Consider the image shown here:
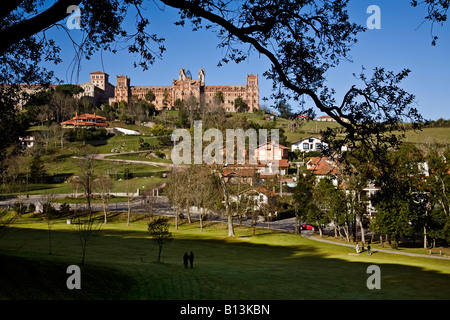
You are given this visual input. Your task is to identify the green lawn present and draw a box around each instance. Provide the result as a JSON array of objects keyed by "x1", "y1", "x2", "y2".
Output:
[{"x1": 1, "y1": 214, "x2": 449, "y2": 300}]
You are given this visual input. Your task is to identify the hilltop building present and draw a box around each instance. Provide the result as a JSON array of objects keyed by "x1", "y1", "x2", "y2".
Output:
[
  {"x1": 110, "y1": 68, "x2": 259, "y2": 112},
  {"x1": 60, "y1": 112, "x2": 108, "y2": 128}
]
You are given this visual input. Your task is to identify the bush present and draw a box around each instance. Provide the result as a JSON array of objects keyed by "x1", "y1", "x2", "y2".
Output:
[
  {"x1": 59, "y1": 202, "x2": 71, "y2": 216},
  {"x1": 154, "y1": 150, "x2": 165, "y2": 159},
  {"x1": 28, "y1": 203, "x2": 35, "y2": 213},
  {"x1": 13, "y1": 202, "x2": 27, "y2": 216},
  {"x1": 67, "y1": 128, "x2": 109, "y2": 142}
]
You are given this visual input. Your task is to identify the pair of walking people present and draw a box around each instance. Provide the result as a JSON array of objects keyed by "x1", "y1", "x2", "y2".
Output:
[{"x1": 183, "y1": 251, "x2": 194, "y2": 268}]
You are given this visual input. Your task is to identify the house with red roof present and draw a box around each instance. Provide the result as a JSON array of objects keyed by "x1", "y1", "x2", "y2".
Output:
[
  {"x1": 60, "y1": 112, "x2": 108, "y2": 128},
  {"x1": 306, "y1": 157, "x2": 340, "y2": 186}
]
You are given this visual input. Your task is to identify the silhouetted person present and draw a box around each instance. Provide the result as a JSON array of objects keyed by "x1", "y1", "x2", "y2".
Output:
[
  {"x1": 189, "y1": 251, "x2": 194, "y2": 268},
  {"x1": 183, "y1": 252, "x2": 189, "y2": 268}
]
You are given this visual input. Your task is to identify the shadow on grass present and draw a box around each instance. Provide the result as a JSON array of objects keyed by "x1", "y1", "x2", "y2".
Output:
[{"x1": 1, "y1": 225, "x2": 449, "y2": 300}]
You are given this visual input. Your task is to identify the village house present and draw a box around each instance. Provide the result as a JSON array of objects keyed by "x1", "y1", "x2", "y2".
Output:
[
  {"x1": 60, "y1": 112, "x2": 108, "y2": 128},
  {"x1": 253, "y1": 141, "x2": 290, "y2": 176},
  {"x1": 306, "y1": 157, "x2": 340, "y2": 186},
  {"x1": 316, "y1": 115, "x2": 350, "y2": 123},
  {"x1": 291, "y1": 136, "x2": 327, "y2": 153},
  {"x1": 18, "y1": 136, "x2": 35, "y2": 148},
  {"x1": 230, "y1": 186, "x2": 278, "y2": 212}
]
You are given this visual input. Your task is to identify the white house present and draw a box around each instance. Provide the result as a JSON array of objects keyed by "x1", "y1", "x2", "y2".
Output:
[
  {"x1": 19, "y1": 136, "x2": 35, "y2": 148},
  {"x1": 230, "y1": 187, "x2": 277, "y2": 211},
  {"x1": 291, "y1": 136, "x2": 327, "y2": 153}
]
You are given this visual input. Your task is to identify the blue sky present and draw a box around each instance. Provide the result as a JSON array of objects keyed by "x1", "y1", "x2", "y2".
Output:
[{"x1": 45, "y1": 1, "x2": 449, "y2": 120}]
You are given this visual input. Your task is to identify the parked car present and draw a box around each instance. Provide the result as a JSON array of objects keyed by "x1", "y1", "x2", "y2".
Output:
[{"x1": 298, "y1": 224, "x2": 317, "y2": 231}]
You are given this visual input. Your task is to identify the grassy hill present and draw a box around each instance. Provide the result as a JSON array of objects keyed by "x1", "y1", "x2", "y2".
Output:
[{"x1": 1, "y1": 214, "x2": 449, "y2": 300}]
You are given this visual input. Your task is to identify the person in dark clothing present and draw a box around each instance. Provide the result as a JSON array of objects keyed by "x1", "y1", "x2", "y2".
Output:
[
  {"x1": 183, "y1": 252, "x2": 189, "y2": 268},
  {"x1": 189, "y1": 251, "x2": 194, "y2": 268}
]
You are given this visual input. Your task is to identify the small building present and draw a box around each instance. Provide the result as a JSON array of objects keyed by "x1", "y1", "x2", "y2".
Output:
[
  {"x1": 254, "y1": 141, "x2": 289, "y2": 163},
  {"x1": 316, "y1": 115, "x2": 350, "y2": 123},
  {"x1": 231, "y1": 186, "x2": 277, "y2": 211},
  {"x1": 306, "y1": 157, "x2": 340, "y2": 186},
  {"x1": 291, "y1": 136, "x2": 327, "y2": 153},
  {"x1": 19, "y1": 136, "x2": 35, "y2": 148},
  {"x1": 60, "y1": 112, "x2": 108, "y2": 128},
  {"x1": 296, "y1": 114, "x2": 309, "y2": 121},
  {"x1": 253, "y1": 141, "x2": 290, "y2": 176}
]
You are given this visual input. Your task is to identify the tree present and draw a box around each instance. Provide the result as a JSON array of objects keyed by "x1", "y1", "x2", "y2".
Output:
[
  {"x1": 29, "y1": 154, "x2": 47, "y2": 183},
  {"x1": 189, "y1": 165, "x2": 220, "y2": 231},
  {"x1": 274, "y1": 100, "x2": 292, "y2": 119},
  {"x1": 371, "y1": 144, "x2": 425, "y2": 248},
  {"x1": 75, "y1": 147, "x2": 97, "y2": 217},
  {"x1": 1, "y1": 1, "x2": 445, "y2": 175},
  {"x1": 50, "y1": 90, "x2": 77, "y2": 123},
  {"x1": 74, "y1": 215, "x2": 102, "y2": 265},
  {"x1": 424, "y1": 146, "x2": 450, "y2": 246},
  {"x1": 165, "y1": 168, "x2": 188, "y2": 230},
  {"x1": 40, "y1": 194, "x2": 58, "y2": 255},
  {"x1": 234, "y1": 96, "x2": 249, "y2": 113},
  {"x1": 93, "y1": 174, "x2": 113, "y2": 224},
  {"x1": 184, "y1": 95, "x2": 199, "y2": 128},
  {"x1": 214, "y1": 91, "x2": 225, "y2": 105},
  {"x1": 147, "y1": 216, "x2": 173, "y2": 263},
  {"x1": 145, "y1": 89, "x2": 156, "y2": 103},
  {"x1": 176, "y1": 99, "x2": 189, "y2": 128},
  {"x1": 141, "y1": 188, "x2": 158, "y2": 222},
  {"x1": 215, "y1": 165, "x2": 236, "y2": 237}
]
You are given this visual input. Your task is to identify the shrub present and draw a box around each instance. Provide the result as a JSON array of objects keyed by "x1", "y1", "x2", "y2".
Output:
[
  {"x1": 28, "y1": 203, "x2": 35, "y2": 213},
  {"x1": 13, "y1": 202, "x2": 27, "y2": 216},
  {"x1": 59, "y1": 203, "x2": 71, "y2": 216}
]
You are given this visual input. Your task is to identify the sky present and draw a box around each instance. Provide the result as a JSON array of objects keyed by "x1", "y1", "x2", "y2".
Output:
[{"x1": 43, "y1": 0, "x2": 450, "y2": 121}]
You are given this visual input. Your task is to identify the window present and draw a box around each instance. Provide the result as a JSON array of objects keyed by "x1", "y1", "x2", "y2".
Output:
[{"x1": 303, "y1": 143, "x2": 309, "y2": 150}]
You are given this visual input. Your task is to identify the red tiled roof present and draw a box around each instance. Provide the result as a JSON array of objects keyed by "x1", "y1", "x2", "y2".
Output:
[
  {"x1": 60, "y1": 113, "x2": 108, "y2": 127},
  {"x1": 223, "y1": 168, "x2": 256, "y2": 177},
  {"x1": 307, "y1": 157, "x2": 339, "y2": 175}
]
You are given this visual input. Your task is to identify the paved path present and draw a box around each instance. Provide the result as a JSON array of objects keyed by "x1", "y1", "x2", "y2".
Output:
[
  {"x1": 92, "y1": 153, "x2": 180, "y2": 169},
  {"x1": 1, "y1": 194, "x2": 448, "y2": 260}
]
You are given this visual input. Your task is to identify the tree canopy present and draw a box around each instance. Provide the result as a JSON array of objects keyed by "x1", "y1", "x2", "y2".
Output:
[{"x1": 0, "y1": 0, "x2": 448, "y2": 172}]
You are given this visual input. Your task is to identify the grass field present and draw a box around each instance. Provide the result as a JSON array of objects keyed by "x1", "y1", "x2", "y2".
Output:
[{"x1": 1, "y1": 214, "x2": 449, "y2": 300}]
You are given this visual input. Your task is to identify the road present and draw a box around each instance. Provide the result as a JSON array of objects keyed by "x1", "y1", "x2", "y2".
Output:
[
  {"x1": 1, "y1": 194, "x2": 448, "y2": 260},
  {"x1": 93, "y1": 153, "x2": 181, "y2": 169}
]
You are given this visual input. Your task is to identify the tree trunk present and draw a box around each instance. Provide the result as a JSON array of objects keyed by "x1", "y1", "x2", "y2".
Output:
[
  {"x1": 217, "y1": 168, "x2": 235, "y2": 237},
  {"x1": 158, "y1": 245, "x2": 162, "y2": 263},
  {"x1": 187, "y1": 205, "x2": 192, "y2": 223},
  {"x1": 175, "y1": 207, "x2": 178, "y2": 230},
  {"x1": 199, "y1": 207, "x2": 203, "y2": 231},
  {"x1": 127, "y1": 197, "x2": 131, "y2": 226},
  {"x1": 424, "y1": 226, "x2": 428, "y2": 249},
  {"x1": 103, "y1": 197, "x2": 108, "y2": 224},
  {"x1": 359, "y1": 215, "x2": 365, "y2": 245}
]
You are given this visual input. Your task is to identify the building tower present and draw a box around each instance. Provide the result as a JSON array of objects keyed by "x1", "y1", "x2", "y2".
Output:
[
  {"x1": 246, "y1": 74, "x2": 259, "y2": 112},
  {"x1": 115, "y1": 75, "x2": 131, "y2": 104}
]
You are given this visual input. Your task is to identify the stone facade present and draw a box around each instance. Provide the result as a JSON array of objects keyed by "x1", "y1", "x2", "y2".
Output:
[{"x1": 112, "y1": 68, "x2": 259, "y2": 112}]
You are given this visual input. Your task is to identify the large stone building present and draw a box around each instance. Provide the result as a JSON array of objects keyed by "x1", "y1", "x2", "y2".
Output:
[
  {"x1": 75, "y1": 71, "x2": 116, "y2": 106},
  {"x1": 111, "y1": 68, "x2": 259, "y2": 112},
  {"x1": 72, "y1": 68, "x2": 259, "y2": 112}
]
